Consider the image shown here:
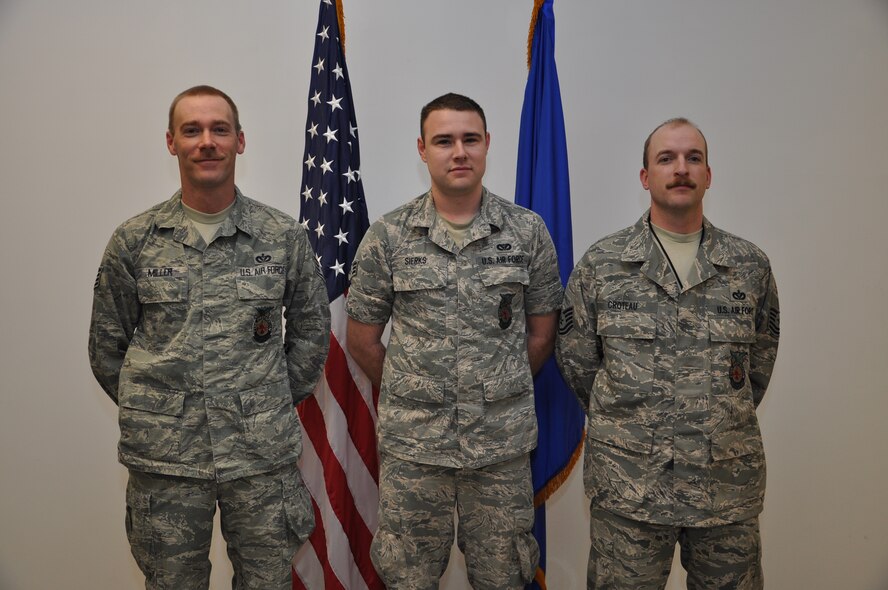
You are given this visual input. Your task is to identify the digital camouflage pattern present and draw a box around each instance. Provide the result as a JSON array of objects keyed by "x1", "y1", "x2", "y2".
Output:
[
  {"x1": 556, "y1": 213, "x2": 780, "y2": 527},
  {"x1": 371, "y1": 453, "x2": 538, "y2": 590},
  {"x1": 126, "y1": 464, "x2": 314, "y2": 590},
  {"x1": 89, "y1": 189, "x2": 330, "y2": 482},
  {"x1": 346, "y1": 188, "x2": 562, "y2": 468},
  {"x1": 588, "y1": 505, "x2": 762, "y2": 589}
]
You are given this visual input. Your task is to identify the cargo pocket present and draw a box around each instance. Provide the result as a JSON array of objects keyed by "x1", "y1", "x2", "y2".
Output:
[
  {"x1": 481, "y1": 370, "x2": 535, "y2": 442},
  {"x1": 595, "y1": 311, "x2": 655, "y2": 409},
  {"x1": 118, "y1": 386, "x2": 185, "y2": 463},
  {"x1": 380, "y1": 369, "x2": 449, "y2": 442},
  {"x1": 586, "y1": 422, "x2": 655, "y2": 506},
  {"x1": 283, "y1": 474, "x2": 315, "y2": 553},
  {"x1": 709, "y1": 427, "x2": 766, "y2": 512},
  {"x1": 239, "y1": 380, "x2": 297, "y2": 451}
]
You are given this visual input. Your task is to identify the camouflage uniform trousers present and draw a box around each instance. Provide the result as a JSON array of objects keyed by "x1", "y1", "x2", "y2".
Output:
[
  {"x1": 371, "y1": 452, "x2": 539, "y2": 590},
  {"x1": 125, "y1": 463, "x2": 314, "y2": 590},
  {"x1": 588, "y1": 505, "x2": 763, "y2": 590}
]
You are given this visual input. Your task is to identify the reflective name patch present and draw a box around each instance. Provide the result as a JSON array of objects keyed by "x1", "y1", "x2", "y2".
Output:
[
  {"x1": 239, "y1": 265, "x2": 286, "y2": 277},
  {"x1": 141, "y1": 266, "x2": 185, "y2": 278}
]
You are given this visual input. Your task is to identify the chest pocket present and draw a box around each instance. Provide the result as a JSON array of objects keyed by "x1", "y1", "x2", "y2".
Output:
[
  {"x1": 709, "y1": 316, "x2": 755, "y2": 396},
  {"x1": 595, "y1": 310, "x2": 656, "y2": 405},
  {"x1": 236, "y1": 274, "x2": 286, "y2": 300},
  {"x1": 136, "y1": 268, "x2": 187, "y2": 304},
  {"x1": 478, "y1": 266, "x2": 529, "y2": 289},
  {"x1": 479, "y1": 266, "x2": 529, "y2": 330},
  {"x1": 392, "y1": 264, "x2": 447, "y2": 292},
  {"x1": 236, "y1": 259, "x2": 287, "y2": 300}
]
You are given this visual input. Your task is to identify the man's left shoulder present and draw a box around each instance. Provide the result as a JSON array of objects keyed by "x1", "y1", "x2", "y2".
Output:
[
  {"x1": 487, "y1": 191, "x2": 546, "y2": 230},
  {"x1": 239, "y1": 193, "x2": 301, "y2": 237},
  {"x1": 710, "y1": 223, "x2": 772, "y2": 268}
]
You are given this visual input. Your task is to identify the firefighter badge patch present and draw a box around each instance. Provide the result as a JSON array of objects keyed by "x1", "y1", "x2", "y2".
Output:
[
  {"x1": 730, "y1": 350, "x2": 748, "y2": 390},
  {"x1": 253, "y1": 307, "x2": 274, "y2": 343},
  {"x1": 498, "y1": 293, "x2": 514, "y2": 329}
]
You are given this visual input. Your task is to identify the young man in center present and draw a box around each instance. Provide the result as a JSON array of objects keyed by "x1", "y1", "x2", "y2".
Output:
[{"x1": 346, "y1": 93, "x2": 562, "y2": 589}]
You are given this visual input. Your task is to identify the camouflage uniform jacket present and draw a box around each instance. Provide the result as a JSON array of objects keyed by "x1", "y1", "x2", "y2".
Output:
[
  {"x1": 347, "y1": 188, "x2": 562, "y2": 469},
  {"x1": 89, "y1": 189, "x2": 330, "y2": 482},
  {"x1": 556, "y1": 212, "x2": 780, "y2": 527}
]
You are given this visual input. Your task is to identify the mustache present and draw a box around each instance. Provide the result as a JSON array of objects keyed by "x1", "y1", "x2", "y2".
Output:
[{"x1": 667, "y1": 179, "x2": 697, "y2": 189}]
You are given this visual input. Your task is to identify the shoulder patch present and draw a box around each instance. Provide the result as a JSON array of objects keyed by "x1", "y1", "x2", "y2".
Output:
[
  {"x1": 558, "y1": 307, "x2": 574, "y2": 335},
  {"x1": 768, "y1": 308, "x2": 780, "y2": 338}
]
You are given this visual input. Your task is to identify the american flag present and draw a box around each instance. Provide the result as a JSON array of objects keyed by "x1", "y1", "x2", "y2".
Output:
[{"x1": 292, "y1": 1, "x2": 383, "y2": 589}]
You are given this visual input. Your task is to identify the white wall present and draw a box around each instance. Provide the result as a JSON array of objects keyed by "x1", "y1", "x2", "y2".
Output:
[{"x1": 1, "y1": 0, "x2": 886, "y2": 588}]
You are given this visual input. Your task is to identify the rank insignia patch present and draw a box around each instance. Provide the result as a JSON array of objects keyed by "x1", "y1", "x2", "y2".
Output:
[
  {"x1": 730, "y1": 350, "x2": 748, "y2": 390},
  {"x1": 558, "y1": 307, "x2": 574, "y2": 335},
  {"x1": 253, "y1": 307, "x2": 274, "y2": 343},
  {"x1": 498, "y1": 293, "x2": 514, "y2": 329}
]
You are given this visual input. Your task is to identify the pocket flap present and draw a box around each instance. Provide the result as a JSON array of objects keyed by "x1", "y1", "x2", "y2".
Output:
[
  {"x1": 119, "y1": 386, "x2": 185, "y2": 417},
  {"x1": 479, "y1": 266, "x2": 530, "y2": 287},
  {"x1": 136, "y1": 270, "x2": 187, "y2": 304},
  {"x1": 392, "y1": 267, "x2": 447, "y2": 292},
  {"x1": 709, "y1": 317, "x2": 755, "y2": 344},
  {"x1": 597, "y1": 310, "x2": 656, "y2": 339},
  {"x1": 588, "y1": 422, "x2": 655, "y2": 455},
  {"x1": 386, "y1": 370, "x2": 445, "y2": 404},
  {"x1": 710, "y1": 427, "x2": 764, "y2": 461},
  {"x1": 482, "y1": 371, "x2": 531, "y2": 402},
  {"x1": 239, "y1": 380, "x2": 291, "y2": 415},
  {"x1": 235, "y1": 275, "x2": 285, "y2": 300}
]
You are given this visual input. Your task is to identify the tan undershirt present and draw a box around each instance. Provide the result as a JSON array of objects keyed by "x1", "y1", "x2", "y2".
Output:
[
  {"x1": 651, "y1": 222, "x2": 702, "y2": 290},
  {"x1": 182, "y1": 201, "x2": 234, "y2": 245},
  {"x1": 440, "y1": 215, "x2": 476, "y2": 248}
]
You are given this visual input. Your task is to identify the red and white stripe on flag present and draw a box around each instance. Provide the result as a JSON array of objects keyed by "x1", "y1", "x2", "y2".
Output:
[{"x1": 293, "y1": 296, "x2": 383, "y2": 590}]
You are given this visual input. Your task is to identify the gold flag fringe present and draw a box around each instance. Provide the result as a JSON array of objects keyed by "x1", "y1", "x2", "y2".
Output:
[
  {"x1": 533, "y1": 429, "x2": 585, "y2": 508},
  {"x1": 336, "y1": 0, "x2": 346, "y2": 54},
  {"x1": 526, "y1": 0, "x2": 545, "y2": 70}
]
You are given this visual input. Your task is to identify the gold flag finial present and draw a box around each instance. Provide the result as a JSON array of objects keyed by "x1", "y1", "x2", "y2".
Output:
[
  {"x1": 527, "y1": 0, "x2": 545, "y2": 70},
  {"x1": 336, "y1": 0, "x2": 346, "y2": 54}
]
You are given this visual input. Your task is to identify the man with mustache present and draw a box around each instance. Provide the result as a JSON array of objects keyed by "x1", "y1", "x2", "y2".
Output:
[
  {"x1": 556, "y1": 118, "x2": 780, "y2": 589},
  {"x1": 89, "y1": 85, "x2": 330, "y2": 589},
  {"x1": 346, "y1": 93, "x2": 562, "y2": 589}
]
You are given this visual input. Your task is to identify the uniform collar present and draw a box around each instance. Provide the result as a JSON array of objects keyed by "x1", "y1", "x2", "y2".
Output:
[
  {"x1": 410, "y1": 187, "x2": 503, "y2": 252},
  {"x1": 621, "y1": 210, "x2": 735, "y2": 297},
  {"x1": 155, "y1": 187, "x2": 254, "y2": 249}
]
